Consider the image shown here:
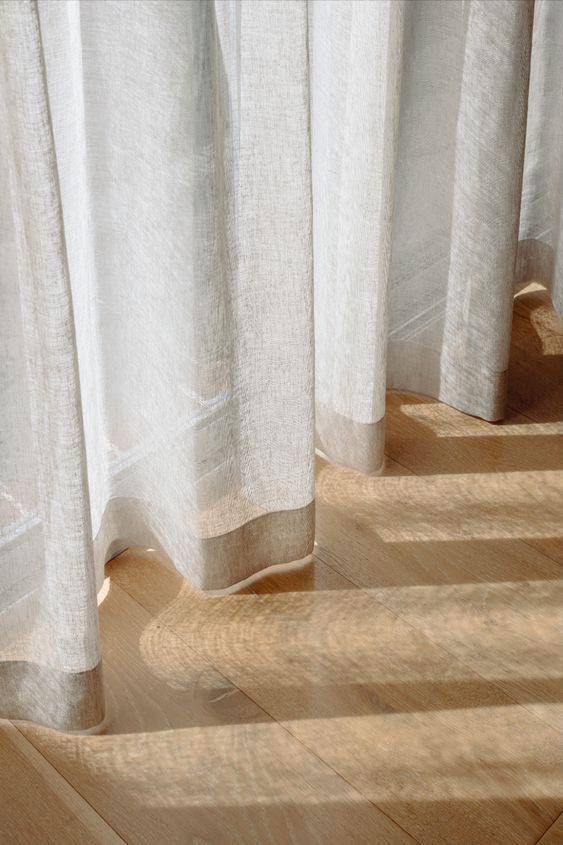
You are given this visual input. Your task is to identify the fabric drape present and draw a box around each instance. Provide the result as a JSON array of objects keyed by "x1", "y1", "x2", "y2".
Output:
[{"x1": 0, "y1": 0, "x2": 560, "y2": 731}]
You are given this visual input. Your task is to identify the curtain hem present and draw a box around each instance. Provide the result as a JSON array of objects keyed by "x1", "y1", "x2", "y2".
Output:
[
  {"x1": 0, "y1": 660, "x2": 104, "y2": 732},
  {"x1": 195, "y1": 503, "x2": 316, "y2": 590},
  {"x1": 94, "y1": 500, "x2": 316, "y2": 592},
  {"x1": 438, "y1": 358, "x2": 508, "y2": 421},
  {"x1": 316, "y1": 350, "x2": 509, "y2": 473},
  {"x1": 316, "y1": 405, "x2": 386, "y2": 474}
]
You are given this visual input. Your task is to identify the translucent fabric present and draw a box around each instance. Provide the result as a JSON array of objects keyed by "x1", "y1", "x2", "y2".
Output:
[{"x1": 0, "y1": 0, "x2": 560, "y2": 730}]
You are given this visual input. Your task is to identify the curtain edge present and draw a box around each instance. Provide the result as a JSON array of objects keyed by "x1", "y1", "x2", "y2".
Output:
[
  {"x1": 184, "y1": 502, "x2": 316, "y2": 591},
  {"x1": 316, "y1": 406, "x2": 386, "y2": 475},
  {"x1": 96, "y1": 501, "x2": 316, "y2": 593},
  {"x1": 0, "y1": 660, "x2": 104, "y2": 732}
]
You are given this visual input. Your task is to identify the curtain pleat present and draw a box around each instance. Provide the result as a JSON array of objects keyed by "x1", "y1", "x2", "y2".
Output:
[
  {"x1": 311, "y1": 0, "x2": 405, "y2": 473},
  {"x1": 0, "y1": 0, "x2": 559, "y2": 730},
  {"x1": 0, "y1": 0, "x2": 103, "y2": 729},
  {"x1": 439, "y1": 0, "x2": 534, "y2": 420}
]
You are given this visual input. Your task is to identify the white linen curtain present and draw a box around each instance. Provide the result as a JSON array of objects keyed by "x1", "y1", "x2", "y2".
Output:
[{"x1": 0, "y1": 0, "x2": 561, "y2": 731}]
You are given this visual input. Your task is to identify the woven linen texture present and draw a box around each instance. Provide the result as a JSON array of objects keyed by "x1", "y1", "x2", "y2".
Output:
[{"x1": 0, "y1": 0, "x2": 560, "y2": 730}]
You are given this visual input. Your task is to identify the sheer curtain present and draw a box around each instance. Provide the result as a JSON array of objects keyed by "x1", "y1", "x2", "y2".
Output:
[{"x1": 0, "y1": 0, "x2": 560, "y2": 731}]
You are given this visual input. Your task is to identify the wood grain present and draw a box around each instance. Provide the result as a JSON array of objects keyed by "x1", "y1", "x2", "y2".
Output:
[
  {"x1": 0, "y1": 720, "x2": 123, "y2": 844},
  {"x1": 4, "y1": 288, "x2": 562, "y2": 844},
  {"x1": 536, "y1": 813, "x2": 563, "y2": 845},
  {"x1": 99, "y1": 288, "x2": 563, "y2": 845},
  {"x1": 508, "y1": 287, "x2": 563, "y2": 424},
  {"x1": 110, "y1": 550, "x2": 563, "y2": 845},
  {"x1": 17, "y1": 579, "x2": 414, "y2": 845},
  {"x1": 313, "y1": 456, "x2": 563, "y2": 732}
]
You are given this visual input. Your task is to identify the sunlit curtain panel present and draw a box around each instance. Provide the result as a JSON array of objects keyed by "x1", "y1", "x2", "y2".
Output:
[{"x1": 0, "y1": 0, "x2": 561, "y2": 731}]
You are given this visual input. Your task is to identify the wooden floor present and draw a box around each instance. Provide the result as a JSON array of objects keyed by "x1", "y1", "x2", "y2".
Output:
[{"x1": 2, "y1": 285, "x2": 562, "y2": 845}]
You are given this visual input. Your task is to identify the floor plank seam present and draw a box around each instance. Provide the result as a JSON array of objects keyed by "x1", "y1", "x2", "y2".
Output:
[
  {"x1": 372, "y1": 441, "x2": 563, "y2": 737},
  {"x1": 314, "y1": 547, "x2": 563, "y2": 739},
  {"x1": 12, "y1": 720, "x2": 127, "y2": 844},
  {"x1": 533, "y1": 811, "x2": 563, "y2": 845},
  {"x1": 518, "y1": 536, "x2": 563, "y2": 569},
  {"x1": 114, "y1": 579, "x2": 424, "y2": 845}
]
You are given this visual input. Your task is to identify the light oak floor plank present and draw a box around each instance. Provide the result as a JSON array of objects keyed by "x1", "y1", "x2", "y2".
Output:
[
  {"x1": 18, "y1": 579, "x2": 414, "y2": 845},
  {"x1": 8, "y1": 288, "x2": 562, "y2": 845},
  {"x1": 535, "y1": 812, "x2": 563, "y2": 845},
  {"x1": 314, "y1": 454, "x2": 563, "y2": 733},
  {"x1": 508, "y1": 287, "x2": 563, "y2": 426},
  {"x1": 110, "y1": 550, "x2": 563, "y2": 845},
  {"x1": 321, "y1": 286, "x2": 563, "y2": 735},
  {"x1": 0, "y1": 720, "x2": 123, "y2": 844},
  {"x1": 107, "y1": 290, "x2": 562, "y2": 844},
  {"x1": 381, "y1": 391, "x2": 563, "y2": 570},
  {"x1": 384, "y1": 391, "x2": 563, "y2": 476}
]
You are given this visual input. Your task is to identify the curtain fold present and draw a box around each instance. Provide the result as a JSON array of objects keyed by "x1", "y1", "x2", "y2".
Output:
[
  {"x1": 0, "y1": 0, "x2": 103, "y2": 729},
  {"x1": 0, "y1": 0, "x2": 560, "y2": 730}
]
